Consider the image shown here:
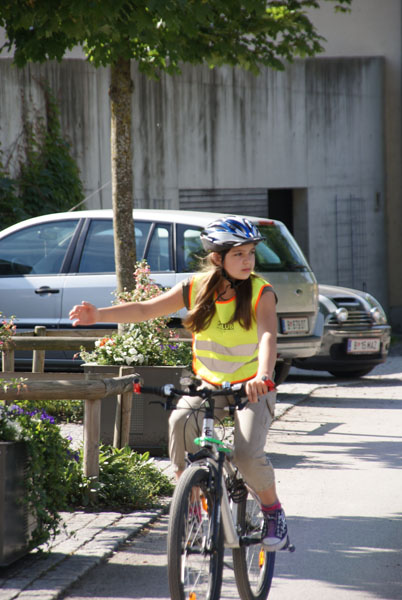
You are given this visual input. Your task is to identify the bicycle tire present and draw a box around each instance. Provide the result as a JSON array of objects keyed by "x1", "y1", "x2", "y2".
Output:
[
  {"x1": 232, "y1": 488, "x2": 276, "y2": 600},
  {"x1": 167, "y1": 464, "x2": 224, "y2": 600}
]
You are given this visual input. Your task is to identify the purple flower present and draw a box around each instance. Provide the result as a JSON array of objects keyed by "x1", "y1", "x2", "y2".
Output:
[
  {"x1": 66, "y1": 448, "x2": 80, "y2": 463},
  {"x1": 7, "y1": 405, "x2": 55, "y2": 424},
  {"x1": 40, "y1": 411, "x2": 55, "y2": 424}
]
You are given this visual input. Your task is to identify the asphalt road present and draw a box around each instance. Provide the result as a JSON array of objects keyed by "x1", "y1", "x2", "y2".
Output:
[{"x1": 61, "y1": 353, "x2": 402, "y2": 600}]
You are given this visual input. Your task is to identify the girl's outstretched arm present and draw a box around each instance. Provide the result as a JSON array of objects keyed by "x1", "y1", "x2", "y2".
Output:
[{"x1": 69, "y1": 282, "x2": 185, "y2": 326}]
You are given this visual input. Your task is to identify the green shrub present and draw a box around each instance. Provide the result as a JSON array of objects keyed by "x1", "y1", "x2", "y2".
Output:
[
  {"x1": 66, "y1": 445, "x2": 174, "y2": 510},
  {"x1": 1, "y1": 398, "x2": 173, "y2": 551},
  {"x1": 0, "y1": 402, "x2": 76, "y2": 548}
]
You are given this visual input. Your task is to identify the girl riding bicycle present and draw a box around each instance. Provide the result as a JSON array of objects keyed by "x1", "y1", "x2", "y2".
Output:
[{"x1": 69, "y1": 215, "x2": 289, "y2": 551}]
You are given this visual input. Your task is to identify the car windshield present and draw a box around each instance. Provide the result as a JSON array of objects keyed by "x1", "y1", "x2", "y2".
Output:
[
  {"x1": 177, "y1": 220, "x2": 311, "y2": 273},
  {"x1": 255, "y1": 223, "x2": 310, "y2": 272}
]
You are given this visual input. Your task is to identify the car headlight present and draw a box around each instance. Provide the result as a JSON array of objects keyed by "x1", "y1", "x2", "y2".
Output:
[
  {"x1": 364, "y1": 293, "x2": 388, "y2": 324},
  {"x1": 370, "y1": 306, "x2": 387, "y2": 325},
  {"x1": 335, "y1": 307, "x2": 348, "y2": 323}
]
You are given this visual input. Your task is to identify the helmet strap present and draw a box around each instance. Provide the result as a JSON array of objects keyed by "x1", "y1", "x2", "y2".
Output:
[{"x1": 222, "y1": 269, "x2": 246, "y2": 290}]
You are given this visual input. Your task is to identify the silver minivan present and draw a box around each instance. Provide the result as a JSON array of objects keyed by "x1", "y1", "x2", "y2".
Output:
[{"x1": 0, "y1": 209, "x2": 320, "y2": 379}]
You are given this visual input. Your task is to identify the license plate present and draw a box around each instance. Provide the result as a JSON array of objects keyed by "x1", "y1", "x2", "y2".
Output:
[
  {"x1": 347, "y1": 338, "x2": 381, "y2": 354},
  {"x1": 281, "y1": 317, "x2": 309, "y2": 334}
]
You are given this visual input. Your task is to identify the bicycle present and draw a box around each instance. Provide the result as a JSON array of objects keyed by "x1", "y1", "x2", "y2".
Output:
[{"x1": 134, "y1": 376, "x2": 295, "y2": 600}]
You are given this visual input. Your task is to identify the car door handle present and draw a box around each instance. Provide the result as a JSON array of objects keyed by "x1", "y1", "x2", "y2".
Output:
[{"x1": 35, "y1": 286, "x2": 60, "y2": 295}]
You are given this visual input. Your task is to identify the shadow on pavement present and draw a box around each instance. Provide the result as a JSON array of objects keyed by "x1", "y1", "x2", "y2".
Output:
[{"x1": 274, "y1": 513, "x2": 402, "y2": 600}]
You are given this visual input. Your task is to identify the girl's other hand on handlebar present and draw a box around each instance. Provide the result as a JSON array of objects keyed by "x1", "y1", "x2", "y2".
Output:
[
  {"x1": 69, "y1": 301, "x2": 99, "y2": 327},
  {"x1": 245, "y1": 376, "x2": 275, "y2": 403}
]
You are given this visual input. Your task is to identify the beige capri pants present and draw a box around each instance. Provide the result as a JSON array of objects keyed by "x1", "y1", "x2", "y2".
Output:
[{"x1": 168, "y1": 383, "x2": 277, "y2": 494}]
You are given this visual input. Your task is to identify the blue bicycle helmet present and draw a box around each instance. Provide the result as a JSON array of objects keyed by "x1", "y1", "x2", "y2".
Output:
[{"x1": 200, "y1": 216, "x2": 264, "y2": 252}]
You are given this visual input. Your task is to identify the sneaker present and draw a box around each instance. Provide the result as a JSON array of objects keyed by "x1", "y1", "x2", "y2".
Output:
[{"x1": 261, "y1": 507, "x2": 288, "y2": 551}]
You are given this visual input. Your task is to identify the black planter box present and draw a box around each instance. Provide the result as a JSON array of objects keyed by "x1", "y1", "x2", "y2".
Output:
[{"x1": 0, "y1": 442, "x2": 36, "y2": 566}]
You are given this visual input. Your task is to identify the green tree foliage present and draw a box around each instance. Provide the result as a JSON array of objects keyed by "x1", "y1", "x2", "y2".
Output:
[
  {"x1": 0, "y1": 85, "x2": 83, "y2": 229},
  {"x1": 0, "y1": 1, "x2": 352, "y2": 72},
  {"x1": 0, "y1": 0, "x2": 351, "y2": 288}
]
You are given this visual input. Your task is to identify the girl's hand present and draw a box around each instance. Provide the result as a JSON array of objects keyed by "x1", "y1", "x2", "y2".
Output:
[
  {"x1": 245, "y1": 376, "x2": 276, "y2": 403},
  {"x1": 69, "y1": 301, "x2": 99, "y2": 326}
]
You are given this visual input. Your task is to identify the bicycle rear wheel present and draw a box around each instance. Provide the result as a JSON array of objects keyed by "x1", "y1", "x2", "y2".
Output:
[
  {"x1": 167, "y1": 464, "x2": 224, "y2": 600},
  {"x1": 232, "y1": 488, "x2": 275, "y2": 600}
]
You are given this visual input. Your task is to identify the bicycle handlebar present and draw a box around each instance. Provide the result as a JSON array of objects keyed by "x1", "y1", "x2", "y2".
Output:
[
  {"x1": 133, "y1": 377, "x2": 275, "y2": 413},
  {"x1": 133, "y1": 379, "x2": 252, "y2": 411}
]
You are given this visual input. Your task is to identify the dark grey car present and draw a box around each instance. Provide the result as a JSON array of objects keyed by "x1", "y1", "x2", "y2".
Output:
[{"x1": 293, "y1": 284, "x2": 391, "y2": 377}]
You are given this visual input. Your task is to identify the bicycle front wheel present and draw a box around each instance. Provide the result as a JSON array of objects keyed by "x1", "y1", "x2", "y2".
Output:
[
  {"x1": 167, "y1": 464, "x2": 224, "y2": 600},
  {"x1": 232, "y1": 488, "x2": 276, "y2": 600}
]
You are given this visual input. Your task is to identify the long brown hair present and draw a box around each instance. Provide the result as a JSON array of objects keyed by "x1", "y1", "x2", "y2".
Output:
[{"x1": 183, "y1": 254, "x2": 255, "y2": 333}]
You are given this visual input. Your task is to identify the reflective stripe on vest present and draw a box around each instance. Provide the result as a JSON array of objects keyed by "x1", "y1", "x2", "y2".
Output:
[{"x1": 190, "y1": 273, "x2": 272, "y2": 385}]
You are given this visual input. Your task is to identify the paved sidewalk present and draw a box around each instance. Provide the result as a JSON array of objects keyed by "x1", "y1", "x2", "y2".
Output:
[
  {"x1": 0, "y1": 508, "x2": 170, "y2": 600},
  {"x1": 0, "y1": 382, "x2": 316, "y2": 600},
  {"x1": 2, "y1": 353, "x2": 398, "y2": 600}
]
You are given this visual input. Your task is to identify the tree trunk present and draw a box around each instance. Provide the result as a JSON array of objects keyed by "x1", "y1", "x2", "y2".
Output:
[{"x1": 109, "y1": 57, "x2": 136, "y2": 295}]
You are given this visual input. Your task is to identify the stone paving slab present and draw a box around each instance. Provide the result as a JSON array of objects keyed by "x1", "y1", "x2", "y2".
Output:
[{"x1": 0, "y1": 509, "x2": 167, "y2": 600}]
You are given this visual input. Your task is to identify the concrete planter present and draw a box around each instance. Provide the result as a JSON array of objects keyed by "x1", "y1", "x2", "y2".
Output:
[
  {"x1": 84, "y1": 364, "x2": 190, "y2": 455},
  {"x1": 0, "y1": 442, "x2": 36, "y2": 566}
]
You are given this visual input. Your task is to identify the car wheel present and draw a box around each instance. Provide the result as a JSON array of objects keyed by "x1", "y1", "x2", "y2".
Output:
[
  {"x1": 274, "y1": 361, "x2": 291, "y2": 385},
  {"x1": 328, "y1": 367, "x2": 374, "y2": 378}
]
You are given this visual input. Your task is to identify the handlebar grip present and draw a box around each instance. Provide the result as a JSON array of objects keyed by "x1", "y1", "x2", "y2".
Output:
[
  {"x1": 133, "y1": 381, "x2": 176, "y2": 398},
  {"x1": 136, "y1": 385, "x2": 162, "y2": 395}
]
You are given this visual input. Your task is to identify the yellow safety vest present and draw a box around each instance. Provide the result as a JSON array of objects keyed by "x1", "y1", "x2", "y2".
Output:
[{"x1": 189, "y1": 273, "x2": 273, "y2": 385}]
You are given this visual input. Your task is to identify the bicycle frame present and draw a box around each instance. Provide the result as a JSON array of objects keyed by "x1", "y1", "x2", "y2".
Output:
[
  {"x1": 186, "y1": 450, "x2": 240, "y2": 550},
  {"x1": 188, "y1": 394, "x2": 259, "y2": 551}
]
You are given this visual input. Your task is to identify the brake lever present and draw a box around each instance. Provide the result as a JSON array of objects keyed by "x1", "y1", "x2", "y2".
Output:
[
  {"x1": 262, "y1": 376, "x2": 276, "y2": 392},
  {"x1": 149, "y1": 397, "x2": 176, "y2": 411}
]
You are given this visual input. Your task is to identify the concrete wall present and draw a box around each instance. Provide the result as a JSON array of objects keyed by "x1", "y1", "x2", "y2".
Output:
[
  {"x1": 131, "y1": 59, "x2": 387, "y2": 309},
  {"x1": 309, "y1": 0, "x2": 402, "y2": 332},
  {"x1": 0, "y1": 59, "x2": 111, "y2": 208},
  {"x1": 0, "y1": 56, "x2": 387, "y2": 312}
]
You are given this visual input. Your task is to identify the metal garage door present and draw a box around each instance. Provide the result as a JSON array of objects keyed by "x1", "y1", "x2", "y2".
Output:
[{"x1": 179, "y1": 188, "x2": 268, "y2": 218}]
